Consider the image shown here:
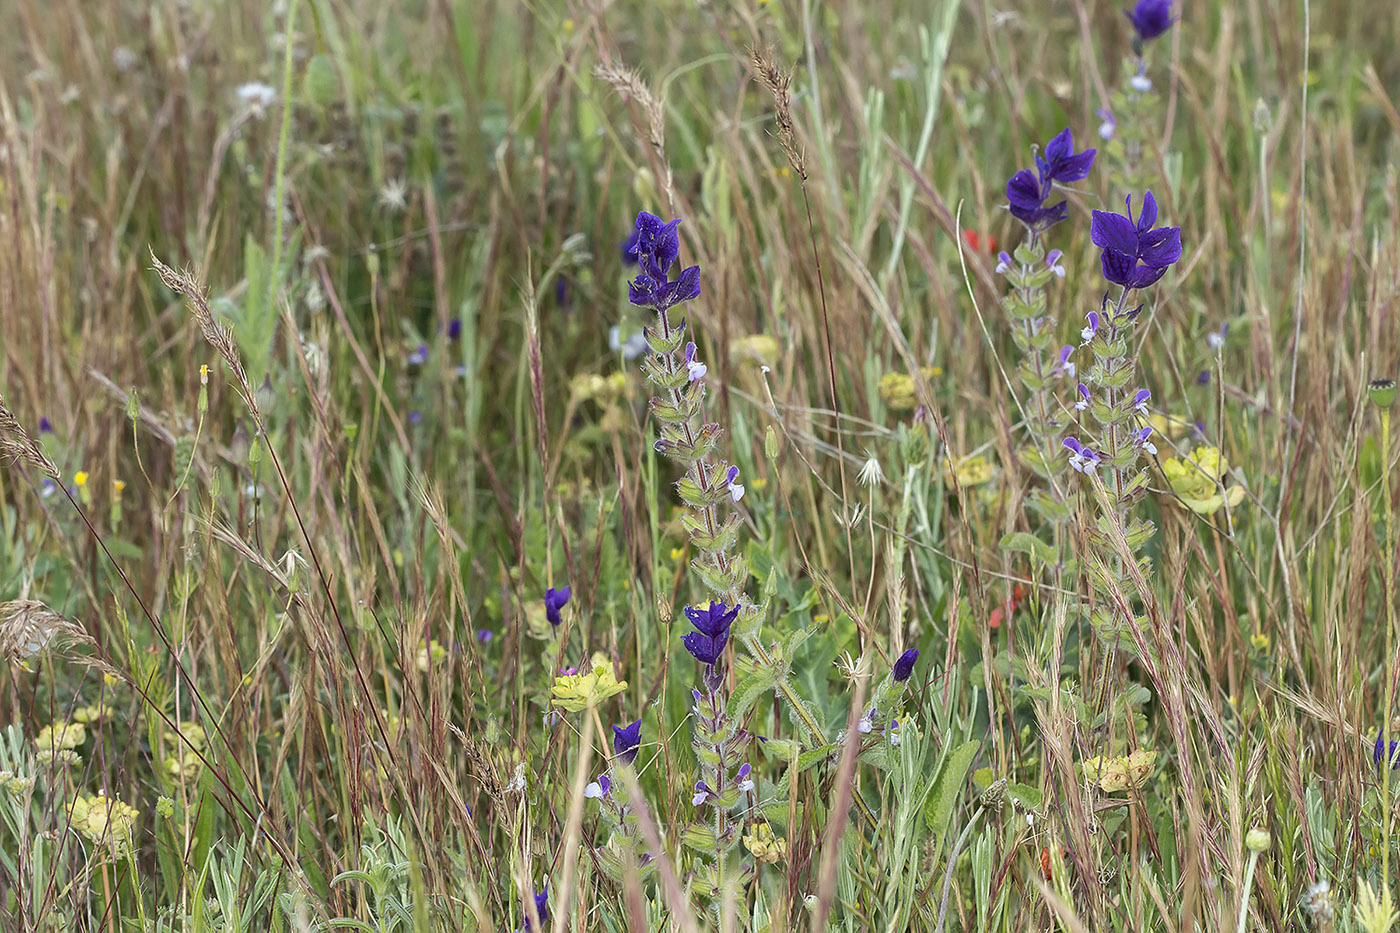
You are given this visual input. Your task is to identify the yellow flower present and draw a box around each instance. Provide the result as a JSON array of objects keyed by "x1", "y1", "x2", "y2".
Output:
[
  {"x1": 944, "y1": 454, "x2": 995, "y2": 487},
  {"x1": 1161, "y1": 445, "x2": 1245, "y2": 515},
  {"x1": 878, "y1": 367, "x2": 943, "y2": 412},
  {"x1": 669, "y1": 547, "x2": 685, "y2": 562},
  {"x1": 72, "y1": 704, "x2": 106, "y2": 724},
  {"x1": 416, "y1": 639, "x2": 449, "y2": 671},
  {"x1": 1081, "y1": 749, "x2": 1156, "y2": 793},
  {"x1": 743, "y1": 822, "x2": 787, "y2": 864},
  {"x1": 74, "y1": 471, "x2": 89, "y2": 487},
  {"x1": 731, "y1": 335, "x2": 780, "y2": 368},
  {"x1": 112, "y1": 480, "x2": 126, "y2": 494},
  {"x1": 68, "y1": 794, "x2": 139, "y2": 856},
  {"x1": 551, "y1": 653, "x2": 627, "y2": 712},
  {"x1": 1249, "y1": 632, "x2": 1270, "y2": 652},
  {"x1": 36, "y1": 721, "x2": 86, "y2": 753},
  {"x1": 1146, "y1": 412, "x2": 1195, "y2": 440}
]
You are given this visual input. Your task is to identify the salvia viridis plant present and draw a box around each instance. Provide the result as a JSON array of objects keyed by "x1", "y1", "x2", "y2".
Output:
[{"x1": 9, "y1": 0, "x2": 1400, "y2": 930}]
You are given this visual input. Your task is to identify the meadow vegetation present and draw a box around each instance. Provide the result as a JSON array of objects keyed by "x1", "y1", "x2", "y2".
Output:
[{"x1": 1, "y1": 0, "x2": 1399, "y2": 930}]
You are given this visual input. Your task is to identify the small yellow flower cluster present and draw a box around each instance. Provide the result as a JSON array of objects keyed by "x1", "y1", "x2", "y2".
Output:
[
  {"x1": 0, "y1": 770, "x2": 35, "y2": 795},
  {"x1": 68, "y1": 794, "x2": 140, "y2": 857},
  {"x1": 1161, "y1": 445, "x2": 1245, "y2": 515},
  {"x1": 416, "y1": 639, "x2": 450, "y2": 672},
  {"x1": 569, "y1": 372, "x2": 628, "y2": 404},
  {"x1": 878, "y1": 367, "x2": 943, "y2": 412},
  {"x1": 35, "y1": 721, "x2": 86, "y2": 764},
  {"x1": 730, "y1": 334, "x2": 780, "y2": 368},
  {"x1": 163, "y1": 722, "x2": 206, "y2": 781},
  {"x1": 743, "y1": 822, "x2": 787, "y2": 865},
  {"x1": 551, "y1": 653, "x2": 627, "y2": 712},
  {"x1": 943, "y1": 454, "x2": 995, "y2": 487},
  {"x1": 1080, "y1": 749, "x2": 1156, "y2": 793}
]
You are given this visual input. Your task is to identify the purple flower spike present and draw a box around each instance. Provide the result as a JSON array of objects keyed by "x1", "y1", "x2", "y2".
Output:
[
  {"x1": 521, "y1": 884, "x2": 550, "y2": 932},
  {"x1": 1005, "y1": 128, "x2": 1096, "y2": 233},
  {"x1": 682, "y1": 600, "x2": 739, "y2": 666},
  {"x1": 1126, "y1": 0, "x2": 1175, "y2": 43},
  {"x1": 892, "y1": 648, "x2": 919, "y2": 682},
  {"x1": 612, "y1": 719, "x2": 642, "y2": 765},
  {"x1": 1377, "y1": 732, "x2": 1400, "y2": 770},
  {"x1": 545, "y1": 585, "x2": 572, "y2": 626},
  {"x1": 447, "y1": 318, "x2": 461, "y2": 340},
  {"x1": 628, "y1": 212, "x2": 701, "y2": 310},
  {"x1": 1091, "y1": 191, "x2": 1182, "y2": 290},
  {"x1": 737, "y1": 762, "x2": 755, "y2": 792},
  {"x1": 692, "y1": 780, "x2": 714, "y2": 806}
]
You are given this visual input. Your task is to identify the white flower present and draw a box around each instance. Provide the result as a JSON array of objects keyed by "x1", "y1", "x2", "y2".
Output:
[
  {"x1": 1130, "y1": 72, "x2": 1152, "y2": 93},
  {"x1": 858, "y1": 452, "x2": 885, "y2": 488},
  {"x1": 729, "y1": 481, "x2": 745, "y2": 502},
  {"x1": 236, "y1": 82, "x2": 277, "y2": 114},
  {"x1": 687, "y1": 359, "x2": 707, "y2": 381},
  {"x1": 378, "y1": 178, "x2": 408, "y2": 213}
]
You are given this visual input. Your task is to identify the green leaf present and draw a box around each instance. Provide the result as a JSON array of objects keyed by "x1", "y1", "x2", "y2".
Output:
[
  {"x1": 923, "y1": 739, "x2": 978, "y2": 845},
  {"x1": 999, "y1": 532, "x2": 1056, "y2": 568},
  {"x1": 728, "y1": 670, "x2": 777, "y2": 720}
]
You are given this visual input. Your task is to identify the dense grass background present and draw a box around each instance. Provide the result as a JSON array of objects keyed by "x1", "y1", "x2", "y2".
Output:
[{"x1": 1, "y1": 0, "x2": 1399, "y2": 929}]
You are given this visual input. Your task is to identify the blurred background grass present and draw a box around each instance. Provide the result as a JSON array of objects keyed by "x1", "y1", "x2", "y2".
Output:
[{"x1": 1, "y1": 0, "x2": 1400, "y2": 929}]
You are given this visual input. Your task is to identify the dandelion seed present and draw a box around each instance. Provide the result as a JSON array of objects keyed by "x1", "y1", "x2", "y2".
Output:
[
  {"x1": 236, "y1": 82, "x2": 277, "y2": 114},
  {"x1": 858, "y1": 452, "x2": 885, "y2": 488},
  {"x1": 377, "y1": 177, "x2": 408, "y2": 212}
]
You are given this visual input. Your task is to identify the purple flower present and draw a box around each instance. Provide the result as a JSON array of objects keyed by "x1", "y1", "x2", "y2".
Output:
[
  {"x1": 555, "y1": 275, "x2": 571, "y2": 309},
  {"x1": 1376, "y1": 732, "x2": 1400, "y2": 770},
  {"x1": 621, "y1": 228, "x2": 641, "y2": 265},
  {"x1": 692, "y1": 780, "x2": 715, "y2": 806},
  {"x1": 682, "y1": 599, "x2": 738, "y2": 666},
  {"x1": 685, "y1": 341, "x2": 707, "y2": 382},
  {"x1": 1005, "y1": 128, "x2": 1096, "y2": 233},
  {"x1": 1126, "y1": 0, "x2": 1174, "y2": 43},
  {"x1": 520, "y1": 884, "x2": 549, "y2": 932},
  {"x1": 1134, "y1": 426, "x2": 1158, "y2": 456},
  {"x1": 1097, "y1": 108, "x2": 1117, "y2": 141},
  {"x1": 736, "y1": 762, "x2": 754, "y2": 792},
  {"x1": 1063, "y1": 437, "x2": 1102, "y2": 473},
  {"x1": 1075, "y1": 383, "x2": 1091, "y2": 411},
  {"x1": 477, "y1": 629, "x2": 493, "y2": 643},
  {"x1": 584, "y1": 774, "x2": 612, "y2": 798},
  {"x1": 892, "y1": 648, "x2": 918, "y2": 682},
  {"x1": 545, "y1": 585, "x2": 571, "y2": 627},
  {"x1": 447, "y1": 318, "x2": 461, "y2": 340},
  {"x1": 408, "y1": 344, "x2": 428, "y2": 366},
  {"x1": 1132, "y1": 389, "x2": 1151, "y2": 415},
  {"x1": 1053, "y1": 345, "x2": 1076, "y2": 378},
  {"x1": 612, "y1": 719, "x2": 642, "y2": 765},
  {"x1": 1196, "y1": 369, "x2": 1211, "y2": 386},
  {"x1": 995, "y1": 251, "x2": 1012, "y2": 275},
  {"x1": 1045, "y1": 249, "x2": 1066, "y2": 278},
  {"x1": 1090, "y1": 192, "x2": 1182, "y2": 290},
  {"x1": 408, "y1": 409, "x2": 422, "y2": 425},
  {"x1": 38, "y1": 416, "x2": 53, "y2": 434},
  {"x1": 628, "y1": 212, "x2": 701, "y2": 310}
]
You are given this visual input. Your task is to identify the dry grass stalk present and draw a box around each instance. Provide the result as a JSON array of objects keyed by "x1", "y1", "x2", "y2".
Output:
[
  {"x1": 749, "y1": 44, "x2": 806, "y2": 180},
  {"x1": 0, "y1": 394, "x2": 60, "y2": 480},
  {"x1": 0, "y1": 599, "x2": 115, "y2": 676}
]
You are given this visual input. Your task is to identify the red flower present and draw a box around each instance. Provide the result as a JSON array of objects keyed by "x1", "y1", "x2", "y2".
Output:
[{"x1": 964, "y1": 230, "x2": 998, "y2": 254}]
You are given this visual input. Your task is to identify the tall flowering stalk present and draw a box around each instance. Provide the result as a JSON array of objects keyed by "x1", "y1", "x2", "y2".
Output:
[
  {"x1": 1100, "y1": 1, "x2": 1176, "y2": 195},
  {"x1": 627, "y1": 211, "x2": 785, "y2": 904},
  {"x1": 999, "y1": 128, "x2": 1096, "y2": 486},
  {"x1": 1063, "y1": 191, "x2": 1182, "y2": 641}
]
